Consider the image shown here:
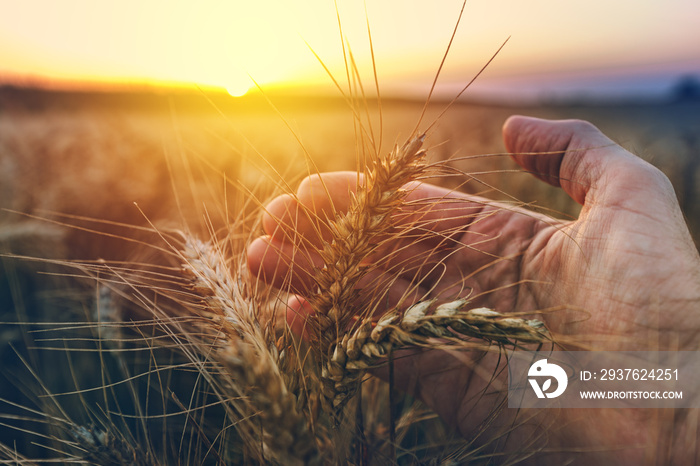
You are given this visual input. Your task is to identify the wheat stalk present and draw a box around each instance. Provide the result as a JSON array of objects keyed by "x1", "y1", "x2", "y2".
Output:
[{"x1": 323, "y1": 298, "x2": 549, "y2": 409}]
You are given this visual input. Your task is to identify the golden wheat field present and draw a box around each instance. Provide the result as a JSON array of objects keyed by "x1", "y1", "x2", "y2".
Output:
[{"x1": 0, "y1": 85, "x2": 698, "y2": 464}]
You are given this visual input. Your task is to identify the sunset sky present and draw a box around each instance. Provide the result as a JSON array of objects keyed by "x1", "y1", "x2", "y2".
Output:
[{"x1": 1, "y1": 0, "x2": 699, "y2": 100}]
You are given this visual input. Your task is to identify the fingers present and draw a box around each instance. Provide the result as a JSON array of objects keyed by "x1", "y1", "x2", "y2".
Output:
[
  {"x1": 262, "y1": 172, "x2": 362, "y2": 246},
  {"x1": 257, "y1": 172, "x2": 496, "y2": 287},
  {"x1": 503, "y1": 116, "x2": 673, "y2": 208},
  {"x1": 249, "y1": 168, "x2": 557, "y2": 318}
]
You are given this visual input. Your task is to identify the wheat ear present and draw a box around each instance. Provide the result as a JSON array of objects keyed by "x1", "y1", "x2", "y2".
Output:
[
  {"x1": 310, "y1": 135, "x2": 427, "y2": 344},
  {"x1": 180, "y1": 234, "x2": 319, "y2": 465},
  {"x1": 324, "y1": 299, "x2": 549, "y2": 409},
  {"x1": 306, "y1": 135, "x2": 427, "y2": 414}
]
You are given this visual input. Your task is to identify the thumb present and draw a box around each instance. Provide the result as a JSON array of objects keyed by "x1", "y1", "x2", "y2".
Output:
[{"x1": 502, "y1": 116, "x2": 665, "y2": 207}]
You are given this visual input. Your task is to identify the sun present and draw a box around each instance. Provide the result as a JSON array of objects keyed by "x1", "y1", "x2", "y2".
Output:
[
  {"x1": 223, "y1": 70, "x2": 254, "y2": 97},
  {"x1": 226, "y1": 83, "x2": 250, "y2": 97}
]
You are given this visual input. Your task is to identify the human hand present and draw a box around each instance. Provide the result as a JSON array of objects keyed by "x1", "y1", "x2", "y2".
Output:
[{"x1": 247, "y1": 116, "x2": 700, "y2": 463}]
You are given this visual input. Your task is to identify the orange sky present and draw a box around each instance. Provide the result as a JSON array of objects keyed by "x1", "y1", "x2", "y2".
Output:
[{"x1": 1, "y1": 0, "x2": 699, "y2": 97}]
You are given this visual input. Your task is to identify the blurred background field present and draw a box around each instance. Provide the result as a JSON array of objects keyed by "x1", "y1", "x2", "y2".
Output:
[{"x1": 2, "y1": 85, "x2": 698, "y2": 245}]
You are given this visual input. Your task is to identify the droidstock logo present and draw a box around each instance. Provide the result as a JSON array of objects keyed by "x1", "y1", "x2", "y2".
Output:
[{"x1": 528, "y1": 359, "x2": 568, "y2": 399}]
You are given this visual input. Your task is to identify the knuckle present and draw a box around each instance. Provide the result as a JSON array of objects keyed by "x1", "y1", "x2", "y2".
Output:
[{"x1": 638, "y1": 162, "x2": 674, "y2": 192}]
